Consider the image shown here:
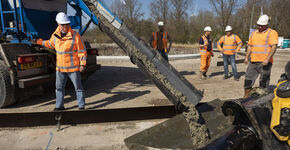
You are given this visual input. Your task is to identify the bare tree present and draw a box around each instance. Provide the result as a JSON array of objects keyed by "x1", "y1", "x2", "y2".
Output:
[
  {"x1": 268, "y1": 0, "x2": 290, "y2": 38},
  {"x1": 170, "y1": 0, "x2": 192, "y2": 22},
  {"x1": 111, "y1": 0, "x2": 144, "y2": 30},
  {"x1": 210, "y1": 0, "x2": 238, "y2": 30},
  {"x1": 150, "y1": 0, "x2": 171, "y2": 24},
  {"x1": 169, "y1": 0, "x2": 193, "y2": 43}
]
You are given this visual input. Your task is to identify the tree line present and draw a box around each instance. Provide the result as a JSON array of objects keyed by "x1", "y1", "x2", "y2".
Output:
[{"x1": 84, "y1": 0, "x2": 290, "y2": 45}]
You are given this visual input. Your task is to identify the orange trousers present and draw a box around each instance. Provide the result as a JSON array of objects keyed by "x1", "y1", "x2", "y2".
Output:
[{"x1": 200, "y1": 51, "x2": 212, "y2": 72}]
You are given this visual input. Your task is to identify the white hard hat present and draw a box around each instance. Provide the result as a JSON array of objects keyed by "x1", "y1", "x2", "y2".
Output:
[
  {"x1": 56, "y1": 12, "x2": 70, "y2": 24},
  {"x1": 158, "y1": 21, "x2": 164, "y2": 26},
  {"x1": 257, "y1": 14, "x2": 269, "y2": 25},
  {"x1": 225, "y1": 25, "x2": 232, "y2": 32},
  {"x1": 204, "y1": 26, "x2": 212, "y2": 32}
]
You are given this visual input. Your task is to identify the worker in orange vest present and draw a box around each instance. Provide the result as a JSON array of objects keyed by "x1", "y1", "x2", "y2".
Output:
[
  {"x1": 217, "y1": 25, "x2": 243, "y2": 81},
  {"x1": 199, "y1": 26, "x2": 214, "y2": 79},
  {"x1": 243, "y1": 14, "x2": 278, "y2": 98},
  {"x1": 150, "y1": 21, "x2": 172, "y2": 62},
  {"x1": 35, "y1": 12, "x2": 87, "y2": 110}
]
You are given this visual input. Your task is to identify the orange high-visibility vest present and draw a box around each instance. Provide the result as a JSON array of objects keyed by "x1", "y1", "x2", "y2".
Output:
[
  {"x1": 152, "y1": 32, "x2": 168, "y2": 51},
  {"x1": 217, "y1": 34, "x2": 242, "y2": 55},
  {"x1": 249, "y1": 28, "x2": 278, "y2": 63},
  {"x1": 37, "y1": 26, "x2": 87, "y2": 72},
  {"x1": 200, "y1": 35, "x2": 209, "y2": 55}
]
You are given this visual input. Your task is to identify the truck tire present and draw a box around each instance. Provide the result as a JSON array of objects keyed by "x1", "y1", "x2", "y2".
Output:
[{"x1": 0, "y1": 60, "x2": 15, "y2": 108}]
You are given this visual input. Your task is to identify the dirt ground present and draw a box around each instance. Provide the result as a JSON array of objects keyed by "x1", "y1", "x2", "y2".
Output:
[{"x1": 0, "y1": 49, "x2": 289, "y2": 149}]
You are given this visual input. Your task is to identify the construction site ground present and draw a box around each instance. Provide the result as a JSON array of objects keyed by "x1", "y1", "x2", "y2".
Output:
[{"x1": 0, "y1": 49, "x2": 289, "y2": 149}]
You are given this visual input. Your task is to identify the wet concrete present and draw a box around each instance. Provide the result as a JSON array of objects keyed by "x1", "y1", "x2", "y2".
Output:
[
  {"x1": 125, "y1": 99, "x2": 235, "y2": 149},
  {"x1": 196, "y1": 99, "x2": 234, "y2": 142},
  {"x1": 124, "y1": 114, "x2": 195, "y2": 150}
]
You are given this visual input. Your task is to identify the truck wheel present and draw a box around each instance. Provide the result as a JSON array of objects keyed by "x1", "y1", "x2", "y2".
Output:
[{"x1": 0, "y1": 61, "x2": 15, "y2": 108}]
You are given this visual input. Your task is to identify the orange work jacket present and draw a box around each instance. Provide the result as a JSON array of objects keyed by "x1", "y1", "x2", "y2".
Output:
[
  {"x1": 37, "y1": 26, "x2": 87, "y2": 72},
  {"x1": 248, "y1": 28, "x2": 278, "y2": 63},
  {"x1": 152, "y1": 32, "x2": 168, "y2": 51},
  {"x1": 217, "y1": 34, "x2": 243, "y2": 55}
]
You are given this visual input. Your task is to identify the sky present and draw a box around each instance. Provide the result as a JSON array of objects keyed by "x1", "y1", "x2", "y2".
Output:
[{"x1": 105, "y1": 0, "x2": 214, "y2": 19}]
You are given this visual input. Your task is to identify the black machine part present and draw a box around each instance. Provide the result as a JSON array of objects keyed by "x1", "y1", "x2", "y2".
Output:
[
  {"x1": 222, "y1": 96, "x2": 289, "y2": 150},
  {"x1": 273, "y1": 108, "x2": 290, "y2": 137},
  {"x1": 202, "y1": 126, "x2": 259, "y2": 150},
  {"x1": 276, "y1": 81, "x2": 290, "y2": 98}
]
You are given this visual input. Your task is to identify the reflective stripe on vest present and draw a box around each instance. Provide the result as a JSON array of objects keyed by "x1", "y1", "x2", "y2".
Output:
[
  {"x1": 53, "y1": 37, "x2": 56, "y2": 45},
  {"x1": 223, "y1": 35, "x2": 237, "y2": 47},
  {"x1": 153, "y1": 32, "x2": 157, "y2": 41},
  {"x1": 55, "y1": 31, "x2": 77, "y2": 69},
  {"x1": 56, "y1": 66, "x2": 79, "y2": 70},
  {"x1": 70, "y1": 31, "x2": 77, "y2": 67},
  {"x1": 222, "y1": 34, "x2": 240, "y2": 52},
  {"x1": 200, "y1": 35, "x2": 208, "y2": 53},
  {"x1": 163, "y1": 32, "x2": 167, "y2": 40},
  {"x1": 251, "y1": 29, "x2": 272, "y2": 54},
  {"x1": 152, "y1": 32, "x2": 167, "y2": 49}
]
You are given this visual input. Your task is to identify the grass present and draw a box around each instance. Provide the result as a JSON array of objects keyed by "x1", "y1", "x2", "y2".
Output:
[
  {"x1": 172, "y1": 43, "x2": 199, "y2": 48},
  {"x1": 89, "y1": 43, "x2": 200, "y2": 56}
]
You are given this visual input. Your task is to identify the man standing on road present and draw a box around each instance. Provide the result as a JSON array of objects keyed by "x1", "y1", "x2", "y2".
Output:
[
  {"x1": 199, "y1": 26, "x2": 214, "y2": 79},
  {"x1": 35, "y1": 12, "x2": 87, "y2": 110},
  {"x1": 243, "y1": 14, "x2": 278, "y2": 98},
  {"x1": 150, "y1": 21, "x2": 172, "y2": 62},
  {"x1": 217, "y1": 25, "x2": 243, "y2": 81}
]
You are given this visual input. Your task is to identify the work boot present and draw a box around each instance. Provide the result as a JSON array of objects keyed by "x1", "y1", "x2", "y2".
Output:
[
  {"x1": 79, "y1": 107, "x2": 85, "y2": 110},
  {"x1": 202, "y1": 72, "x2": 207, "y2": 77},
  {"x1": 53, "y1": 107, "x2": 65, "y2": 111},
  {"x1": 200, "y1": 71, "x2": 207, "y2": 79},
  {"x1": 243, "y1": 88, "x2": 251, "y2": 99},
  {"x1": 223, "y1": 75, "x2": 229, "y2": 79}
]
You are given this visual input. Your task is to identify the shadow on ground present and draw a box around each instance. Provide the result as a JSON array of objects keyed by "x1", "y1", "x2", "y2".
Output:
[
  {"x1": 209, "y1": 71, "x2": 245, "y2": 78},
  {"x1": 179, "y1": 71, "x2": 196, "y2": 76},
  {"x1": 8, "y1": 66, "x2": 152, "y2": 110}
]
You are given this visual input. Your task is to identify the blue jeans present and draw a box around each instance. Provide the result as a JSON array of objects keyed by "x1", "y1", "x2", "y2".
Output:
[
  {"x1": 158, "y1": 49, "x2": 168, "y2": 62},
  {"x1": 55, "y1": 71, "x2": 85, "y2": 108},
  {"x1": 223, "y1": 54, "x2": 238, "y2": 78}
]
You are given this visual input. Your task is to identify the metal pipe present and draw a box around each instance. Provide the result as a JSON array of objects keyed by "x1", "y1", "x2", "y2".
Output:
[
  {"x1": 12, "y1": 0, "x2": 19, "y2": 34},
  {"x1": 0, "y1": 0, "x2": 5, "y2": 33},
  {"x1": 18, "y1": 0, "x2": 24, "y2": 32}
]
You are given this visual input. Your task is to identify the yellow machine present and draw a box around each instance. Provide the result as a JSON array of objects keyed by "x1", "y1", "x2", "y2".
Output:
[{"x1": 271, "y1": 75, "x2": 290, "y2": 145}]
